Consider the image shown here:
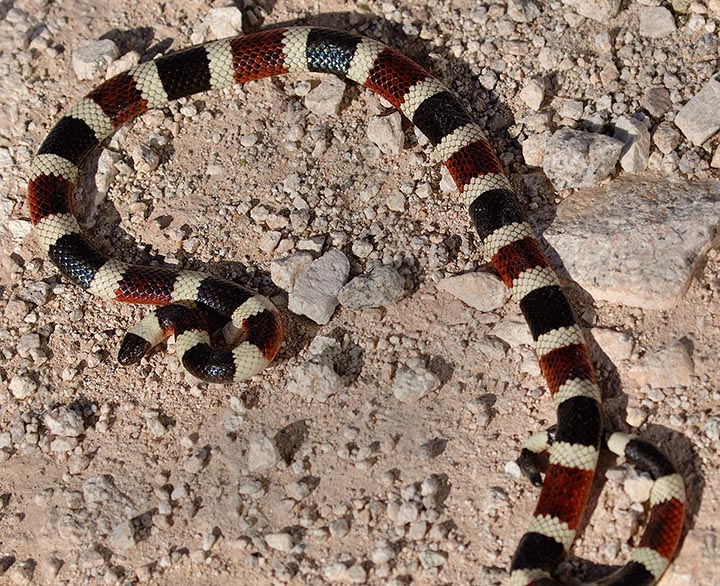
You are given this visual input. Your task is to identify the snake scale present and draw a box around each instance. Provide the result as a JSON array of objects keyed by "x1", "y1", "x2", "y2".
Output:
[{"x1": 27, "y1": 26, "x2": 685, "y2": 585}]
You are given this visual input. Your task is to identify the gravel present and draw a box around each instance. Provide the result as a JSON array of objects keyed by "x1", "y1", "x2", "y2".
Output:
[{"x1": 4, "y1": 2, "x2": 719, "y2": 585}]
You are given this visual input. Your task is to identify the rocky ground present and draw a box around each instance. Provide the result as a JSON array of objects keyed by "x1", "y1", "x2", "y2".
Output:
[{"x1": 0, "y1": 0, "x2": 719, "y2": 584}]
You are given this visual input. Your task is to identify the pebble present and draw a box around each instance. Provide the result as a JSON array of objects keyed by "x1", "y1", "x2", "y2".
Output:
[
  {"x1": 393, "y1": 363, "x2": 441, "y2": 403},
  {"x1": 521, "y1": 133, "x2": 549, "y2": 167},
  {"x1": 204, "y1": 7, "x2": 243, "y2": 38},
  {"x1": 258, "y1": 230, "x2": 282, "y2": 253},
  {"x1": 237, "y1": 478, "x2": 264, "y2": 496},
  {"x1": 337, "y1": 266, "x2": 405, "y2": 309},
  {"x1": 437, "y1": 271, "x2": 509, "y2": 312},
  {"x1": 489, "y1": 317, "x2": 533, "y2": 347},
  {"x1": 0, "y1": 147, "x2": 12, "y2": 167},
  {"x1": 613, "y1": 115, "x2": 650, "y2": 173},
  {"x1": 304, "y1": 77, "x2": 346, "y2": 117},
  {"x1": 367, "y1": 111, "x2": 404, "y2": 155},
  {"x1": 18, "y1": 281, "x2": 51, "y2": 305},
  {"x1": 109, "y1": 520, "x2": 136, "y2": 550},
  {"x1": 9, "y1": 374, "x2": 37, "y2": 400},
  {"x1": 642, "y1": 87, "x2": 672, "y2": 118},
  {"x1": 72, "y1": 38, "x2": 119, "y2": 80},
  {"x1": 247, "y1": 433, "x2": 281, "y2": 472},
  {"x1": 328, "y1": 518, "x2": 350, "y2": 538},
  {"x1": 558, "y1": 99, "x2": 584, "y2": 121},
  {"x1": 265, "y1": 532, "x2": 293, "y2": 553},
  {"x1": 184, "y1": 447, "x2": 209, "y2": 474},
  {"x1": 40, "y1": 557, "x2": 63, "y2": 581},
  {"x1": 43, "y1": 407, "x2": 84, "y2": 437},
  {"x1": 270, "y1": 252, "x2": 315, "y2": 292},
  {"x1": 351, "y1": 239, "x2": 373, "y2": 258},
  {"x1": 628, "y1": 340, "x2": 694, "y2": 388},
  {"x1": 202, "y1": 531, "x2": 219, "y2": 551},
  {"x1": 592, "y1": 327, "x2": 634, "y2": 363},
  {"x1": 130, "y1": 144, "x2": 160, "y2": 173},
  {"x1": 639, "y1": 7, "x2": 677, "y2": 39},
  {"x1": 387, "y1": 192, "x2": 406, "y2": 212},
  {"x1": 519, "y1": 77, "x2": 545, "y2": 111},
  {"x1": 6, "y1": 559, "x2": 34, "y2": 583},
  {"x1": 6, "y1": 220, "x2": 32, "y2": 240},
  {"x1": 288, "y1": 250, "x2": 350, "y2": 325},
  {"x1": 675, "y1": 73, "x2": 720, "y2": 145},
  {"x1": 50, "y1": 437, "x2": 78, "y2": 452},
  {"x1": 287, "y1": 354, "x2": 343, "y2": 402},
  {"x1": 542, "y1": 128, "x2": 623, "y2": 189},
  {"x1": 504, "y1": 460, "x2": 523, "y2": 478},
  {"x1": 564, "y1": 0, "x2": 620, "y2": 21},
  {"x1": 419, "y1": 549, "x2": 447, "y2": 569},
  {"x1": 395, "y1": 501, "x2": 419, "y2": 524},
  {"x1": 16, "y1": 333, "x2": 40, "y2": 358},
  {"x1": 372, "y1": 546, "x2": 395, "y2": 564},
  {"x1": 623, "y1": 469, "x2": 654, "y2": 503},
  {"x1": 0, "y1": 433, "x2": 12, "y2": 451},
  {"x1": 653, "y1": 122, "x2": 681, "y2": 155},
  {"x1": 105, "y1": 50, "x2": 140, "y2": 78},
  {"x1": 343, "y1": 564, "x2": 367, "y2": 583}
]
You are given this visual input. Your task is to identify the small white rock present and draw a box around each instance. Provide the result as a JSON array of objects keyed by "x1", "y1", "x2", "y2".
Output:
[
  {"x1": 613, "y1": 115, "x2": 651, "y2": 173},
  {"x1": 393, "y1": 364, "x2": 441, "y2": 403},
  {"x1": 628, "y1": 340, "x2": 694, "y2": 388},
  {"x1": 367, "y1": 111, "x2": 404, "y2": 155},
  {"x1": 72, "y1": 39, "x2": 120, "y2": 80},
  {"x1": 270, "y1": 252, "x2": 315, "y2": 292},
  {"x1": 337, "y1": 266, "x2": 405, "y2": 309},
  {"x1": 9, "y1": 375, "x2": 37, "y2": 400},
  {"x1": 639, "y1": 7, "x2": 677, "y2": 38},
  {"x1": 437, "y1": 271, "x2": 509, "y2": 312},
  {"x1": 247, "y1": 433, "x2": 281, "y2": 472},
  {"x1": 109, "y1": 520, "x2": 136, "y2": 550},
  {"x1": 304, "y1": 77, "x2": 346, "y2": 117},
  {"x1": 288, "y1": 250, "x2": 350, "y2": 325},
  {"x1": 519, "y1": 77, "x2": 545, "y2": 111},
  {"x1": 265, "y1": 532, "x2": 293, "y2": 553},
  {"x1": 205, "y1": 7, "x2": 243, "y2": 38}
]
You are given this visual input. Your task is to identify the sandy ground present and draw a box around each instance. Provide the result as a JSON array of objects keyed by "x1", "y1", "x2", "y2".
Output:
[{"x1": 1, "y1": 0, "x2": 718, "y2": 585}]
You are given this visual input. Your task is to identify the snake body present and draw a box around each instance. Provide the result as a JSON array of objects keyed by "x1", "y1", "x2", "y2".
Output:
[{"x1": 27, "y1": 26, "x2": 685, "y2": 585}]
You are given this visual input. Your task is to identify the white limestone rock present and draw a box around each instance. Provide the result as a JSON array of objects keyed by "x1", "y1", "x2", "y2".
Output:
[
  {"x1": 72, "y1": 39, "x2": 120, "y2": 80},
  {"x1": 437, "y1": 271, "x2": 509, "y2": 312},
  {"x1": 542, "y1": 128, "x2": 623, "y2": 189},
  {"x1": 544, "y1": 175, "x2": 720, "y2": 309},
  {"x1": 288, "y1": 250, "x2": 350, "y2": 324}
]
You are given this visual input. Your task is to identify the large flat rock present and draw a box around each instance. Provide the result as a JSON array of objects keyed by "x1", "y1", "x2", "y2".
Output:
[{"x1": 544, "y1": 174, "x2": 720, "y2": 309}]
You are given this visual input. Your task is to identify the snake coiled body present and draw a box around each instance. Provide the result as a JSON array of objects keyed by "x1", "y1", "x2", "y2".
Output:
[{"x1": 27, "y1": 26, "x2": 685, "y2": 585}]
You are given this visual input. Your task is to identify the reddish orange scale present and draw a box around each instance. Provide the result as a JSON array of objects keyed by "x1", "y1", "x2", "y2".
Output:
[
  {"x1": 114, "y1": 267, "x2": 176, "y2": 304},
  {"x1": 444, "y1": 139, "x2": 505, "y2": 189},
  {"x1": 87, "y1": 72, "x2": 148, "y2": 127},
  {"x1": 639, "y1": 497, "x2": 686, "y2": 559},
  {"x1": 533, "y1": 464, "x2": 594, "y2": 527},
  {"x1": 230, "y1": 29, "x2": 289, "y2": 84},
  {"x1": 492, "y1": 237, "x2": 550, "y2": 288},
  {"x1": 538, "y1": 343, "x2": 596, "y2": 395},
  {"x1": 365, "y1": 48, "x2": 428, "y2": 108},
  {"x1": 28, "y1": 174, "x2": 72, "y2": 224}
]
